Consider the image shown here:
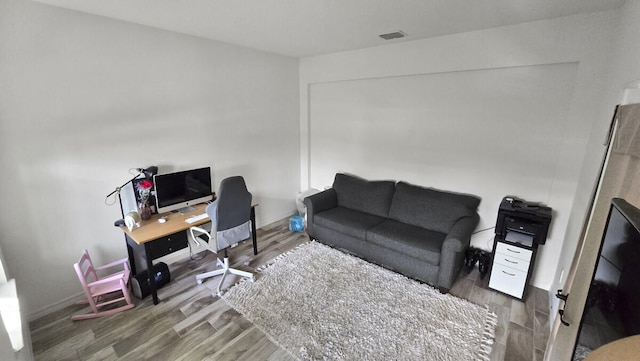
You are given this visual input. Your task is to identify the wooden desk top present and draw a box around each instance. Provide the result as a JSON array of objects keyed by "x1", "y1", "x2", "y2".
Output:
[
  {"x1": 121, "y1": 203, "x2": 212, "y2": 245},
  {"x1": 121, "y1": 202, "x2": 258, "y2": 245}
]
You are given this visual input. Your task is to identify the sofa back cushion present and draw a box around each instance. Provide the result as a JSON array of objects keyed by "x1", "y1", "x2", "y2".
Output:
[
  {"x1": 333, "y1": 173, "x2": 396, "y2": 218},
  {"x1": 389, "y1": 181, "x2": 480, "y2": 234}
]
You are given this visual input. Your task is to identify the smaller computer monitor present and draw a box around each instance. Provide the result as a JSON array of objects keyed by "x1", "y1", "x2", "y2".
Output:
[{"x1": 153, "y1": 167, "x2": 213, "y2": 214}]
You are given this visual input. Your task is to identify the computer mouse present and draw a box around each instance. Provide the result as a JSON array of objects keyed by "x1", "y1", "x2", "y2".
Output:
[{"x1": 158, "y1": 218, "x2": 166, "y2": 224}]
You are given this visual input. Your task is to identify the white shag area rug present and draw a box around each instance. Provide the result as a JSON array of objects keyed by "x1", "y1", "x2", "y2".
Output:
[{"x1": 223, "y1": 241, "x2": 497, "y2": 361}]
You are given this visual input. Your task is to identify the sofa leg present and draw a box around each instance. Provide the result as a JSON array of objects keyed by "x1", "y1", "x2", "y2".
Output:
[{"x1": 438, "y1": 287, "x2": 450, "y2": 294}]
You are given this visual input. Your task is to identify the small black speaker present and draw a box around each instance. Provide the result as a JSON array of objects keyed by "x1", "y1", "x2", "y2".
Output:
[{"x1": 131, "y1": 262, "x2": 170, "y2": 299}]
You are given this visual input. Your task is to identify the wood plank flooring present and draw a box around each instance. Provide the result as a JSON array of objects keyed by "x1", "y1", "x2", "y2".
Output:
[{"x1": 30, "y1": 219, "x2": 549, "y2": 360}]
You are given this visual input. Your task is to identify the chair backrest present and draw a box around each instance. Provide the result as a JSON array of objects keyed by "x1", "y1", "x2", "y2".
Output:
[
  {"x1": 74, "y1": 250, "x2": 98, "y2": 290},
  {"x1": 214, "y1": 176, "x2": 252, "y2": 231},
  {"x1": 205, "y1": 176, "x2": 252, "y2": 250}
]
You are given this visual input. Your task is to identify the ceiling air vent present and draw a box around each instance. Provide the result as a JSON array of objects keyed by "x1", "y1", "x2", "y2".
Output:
[{"x1": 379, "y1": 31, "x2": 407, "y2": 40}]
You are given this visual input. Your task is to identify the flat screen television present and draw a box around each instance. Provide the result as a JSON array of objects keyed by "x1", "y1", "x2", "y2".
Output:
[
  {"x1": 573, "y1": 198, "x2": 640, "y2": 359},
  {"x1": 153, "y1": 167, "x2": 213, "y2": 214}
]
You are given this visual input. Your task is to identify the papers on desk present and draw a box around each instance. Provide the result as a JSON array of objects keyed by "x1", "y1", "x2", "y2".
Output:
[{"x1": 185, "y1": 213, "x2": 209, "y2": 224}]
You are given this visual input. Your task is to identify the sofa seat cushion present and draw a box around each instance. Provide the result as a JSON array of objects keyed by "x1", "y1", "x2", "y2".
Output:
[
  {"x1": 314, "y1": 207, "x2": 386, "y2": 240},
  {"x1": 389, "y1": 181, "x2": 480, "y2": 234},
  {"x1": 333, "y1": 173, "x2": 396, "y2": 218},
  {"x1": 366, "y1": 219, "x2": 446, "y2": 266}
]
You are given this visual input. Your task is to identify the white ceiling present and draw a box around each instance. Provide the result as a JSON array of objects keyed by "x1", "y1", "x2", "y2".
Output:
[{"x1": 32, "y1": 0, "x2": 625, "y2": 58}]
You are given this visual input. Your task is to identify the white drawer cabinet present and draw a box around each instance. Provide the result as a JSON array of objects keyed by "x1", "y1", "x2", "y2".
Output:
[{"x1": 489, "y1": 240, "x2": 535, "y2": 299}]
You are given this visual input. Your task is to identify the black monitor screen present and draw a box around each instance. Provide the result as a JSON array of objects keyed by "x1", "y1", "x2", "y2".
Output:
[{"x1": 153, "y1": 167, "x2": 212, "y2": 212}]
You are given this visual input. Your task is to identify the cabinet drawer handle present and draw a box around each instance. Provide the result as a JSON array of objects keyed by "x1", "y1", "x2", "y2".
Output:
[
  {"x1": 506, "y1": 248, "x2": 521, "y2": 254},
  {"x1": 505, "y1": 258, "x2": 518, "y2": 264},
  {"x1": 502, "y1": 270, "x2": 516, "y2": 277}
]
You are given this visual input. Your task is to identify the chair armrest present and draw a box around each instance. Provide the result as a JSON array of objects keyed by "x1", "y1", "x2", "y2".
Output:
[
  {"x1": 94, "y1": 257, "x2": 130, "y2": 272},
  {"x1": 89, "y1": 270, "x2": 130, "y2": 287},
  {"x1": 189, "y1": 226, "x2": 211, "y2": 247},
  {"x1": 442, "y1": 213, "x2": 480, "y2": 253},
  {"x1": 303, "y1": 188, "x2": 337, "y2": 223}
]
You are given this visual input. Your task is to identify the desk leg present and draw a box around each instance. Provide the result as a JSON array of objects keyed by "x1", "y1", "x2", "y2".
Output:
[
  {"x1": 144, "y1": 243, "x2": 159, "y2": 305},
  {"x1": 126, "y1": 238, "x2": 137, "y2": 275},
  {"x1": 251, "y1": 206, "x2": 258, "y2": 255}
]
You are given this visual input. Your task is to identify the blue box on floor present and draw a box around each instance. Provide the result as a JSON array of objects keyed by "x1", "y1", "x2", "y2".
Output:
[{"x1": 289, "y1": 215, "x2": 304, "y2": 232}]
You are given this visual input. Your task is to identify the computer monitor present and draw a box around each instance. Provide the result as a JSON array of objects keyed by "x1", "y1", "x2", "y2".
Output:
[{"x1": 153, "y1": 167, "x2": 213, "y2": 214}]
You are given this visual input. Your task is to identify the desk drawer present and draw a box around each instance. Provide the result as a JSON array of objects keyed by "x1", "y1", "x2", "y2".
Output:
[
  {"x1": 489, "y1": 263, "x2": 528, "y2": 299},
  {"x1": 494, "y1": 253, "x2": 530, "y2": 273},
  {"x1": 495, "y1": 242, "x2": 532, "y2": 262},
  {"x1": 149, "y1": 231, "x2": 188, "y2": 259}
]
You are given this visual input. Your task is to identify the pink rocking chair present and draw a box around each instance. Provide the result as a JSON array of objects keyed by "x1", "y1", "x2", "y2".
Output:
[{"x1": 71, "y1": 250, "x2": 135, "y2": 320}]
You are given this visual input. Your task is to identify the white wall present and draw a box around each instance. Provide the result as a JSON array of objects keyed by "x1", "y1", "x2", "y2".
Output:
[
  {"x1": 0, "y1": 0, "x2": 300, "y2": 318},
  {"x1": 300, "y1": 11, "x2": 617, "y2": 291},
  {"x1": 308, "y1": 63, "x2": 579, "y2": 236}
]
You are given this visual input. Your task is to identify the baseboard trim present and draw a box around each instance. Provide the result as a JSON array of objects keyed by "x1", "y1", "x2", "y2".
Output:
[{"x1": 28, "y1": 292, "x2": 84, "y2": 322}]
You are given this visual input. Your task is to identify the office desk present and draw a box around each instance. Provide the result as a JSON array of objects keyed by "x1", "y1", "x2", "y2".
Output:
[{"x1": 121, "y1": 202, "x2": 258, "y2": 304}]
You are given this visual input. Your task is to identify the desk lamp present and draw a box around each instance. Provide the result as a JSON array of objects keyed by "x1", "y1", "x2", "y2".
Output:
[{"x1": 104, "y1": 166, "x2": 158, "y2": 206}]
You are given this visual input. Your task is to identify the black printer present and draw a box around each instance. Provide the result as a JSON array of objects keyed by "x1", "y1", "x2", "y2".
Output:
[
  {"x1": 488, "y1": 196, "x2": 553, "y2": 299},
  {"x1": 495, "y1": 196, "x2": 552, "y2": 246}
]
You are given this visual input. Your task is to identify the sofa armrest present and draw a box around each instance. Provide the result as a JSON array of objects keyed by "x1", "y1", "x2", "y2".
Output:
[
  {"x1": 438, "y1": 213, "x2": 480, "y2": 290},
  {"x1": 442, "y1": 213, "x2": 480, "y2": 253},
  {"x1": 303, "y1": 188, "x2": 337, "y2": 224}
]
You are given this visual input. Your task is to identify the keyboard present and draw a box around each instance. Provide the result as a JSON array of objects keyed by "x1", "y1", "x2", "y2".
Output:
[{"x1": 185, "y1": 213, "x2": 209, "y2": 224}]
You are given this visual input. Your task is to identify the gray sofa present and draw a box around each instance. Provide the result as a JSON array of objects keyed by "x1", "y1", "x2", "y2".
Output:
[{"x1": 304, "y1": 173, "x2": 480, "y2": 292}]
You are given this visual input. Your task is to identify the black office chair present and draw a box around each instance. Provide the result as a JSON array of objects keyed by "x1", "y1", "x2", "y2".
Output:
[{"x1": 189, "y1": 176, "x2": 255, "y2": 296}]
